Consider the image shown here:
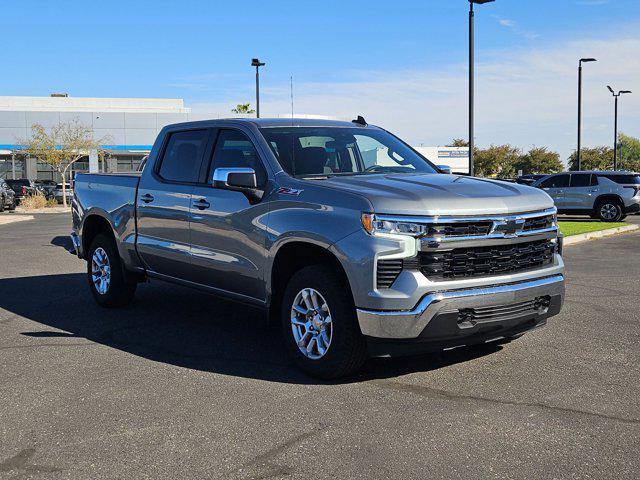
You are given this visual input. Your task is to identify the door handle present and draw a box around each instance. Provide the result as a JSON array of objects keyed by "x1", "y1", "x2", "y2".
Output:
[
  {"x1": 140, "y1": 193, "x2": 154, "y2": 203},
  {"x1": 588, "y1": 188, "x2": 598, "y2": 193},
  {"x1": 193, "y1": 198, "x2": 211, "y2": 210}
]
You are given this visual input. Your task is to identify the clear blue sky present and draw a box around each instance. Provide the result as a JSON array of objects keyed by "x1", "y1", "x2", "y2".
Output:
[{"x1": 2, "y1": 0, "x2": 639, "y2": 159}]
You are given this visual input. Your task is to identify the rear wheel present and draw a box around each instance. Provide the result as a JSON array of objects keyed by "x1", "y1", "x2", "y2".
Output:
[
  {"x1": 281, "y1": 265, "x2": 367, "y2": 379},
  {"x1": 87, "y1": 233, "x2": 136, "y2": 307},
  {"x1": 0, "y1": 196, "x2": 5, "y2": 212},
  {"x1": 596, "y1": 200, "x2": 623, "y2": 222}
]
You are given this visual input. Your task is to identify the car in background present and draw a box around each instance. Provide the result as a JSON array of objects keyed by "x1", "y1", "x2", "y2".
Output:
[
  {"x1": 35, "y1": 180, "x2": 57, "y2": 200},
  {"x1": 533, "y1": 171, "x2": 640, "y2": 222},
  {"x1": 0, "y1": 180, "x2": 17, "y2": 211},
  {"x1": 5, "y1": 179, "x2": 38, "y2": 204},
  {"x1": 54, "y1": 183, "x2": 73, "y2": 204},
  {"x1": 517, "y1": 174, "x2": 548, "y2": 186}
]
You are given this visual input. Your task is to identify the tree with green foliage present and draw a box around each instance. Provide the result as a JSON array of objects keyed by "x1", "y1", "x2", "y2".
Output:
[
  {"x1": 568, "y1": 146, "x2": 613, "y2": 171},
  {"x1": 447, "y1": 138, "x2": 469, "y2": 147},
  {"x1": 231, "y1": 103, "x2": 255, "y2": 114},
  {"x1": 617, "y1": 132, "x2": 640, "y2": 172},
  {"x1": 515, "y1": 147, "x2": 563, "y2": 175},
  {"x1": 474, "y1": 144, "x2": 521, "y2": 178}
]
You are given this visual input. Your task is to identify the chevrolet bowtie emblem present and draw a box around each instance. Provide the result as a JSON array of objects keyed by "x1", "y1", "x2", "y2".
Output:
[{"x1": 493, "y1": 218, "x2": 526, "y2": 236}]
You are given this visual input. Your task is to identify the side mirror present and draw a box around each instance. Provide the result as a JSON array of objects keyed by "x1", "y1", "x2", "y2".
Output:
[
  {"x1": 437, "y1": 164, "x2": 452, "y2": 174},
  {"x1": 213, "y1": 167, "x2": 258, "y2": 189}
]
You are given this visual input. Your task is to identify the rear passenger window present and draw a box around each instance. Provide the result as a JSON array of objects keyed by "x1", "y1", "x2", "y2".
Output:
[
  {"x1": 158, "y1": 129, "x2": 208, "y2": 183},
  {"x1": 210, "y1": 130, "x2": 267, "y2": 186},
  {"x1": 570, "y1": 174, "x2": 594, "y2": 187}
]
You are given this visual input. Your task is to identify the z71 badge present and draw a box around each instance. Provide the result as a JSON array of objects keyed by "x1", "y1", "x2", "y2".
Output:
[{"x1": 277, "y1": 187, "x2": 303, "y2": 196}]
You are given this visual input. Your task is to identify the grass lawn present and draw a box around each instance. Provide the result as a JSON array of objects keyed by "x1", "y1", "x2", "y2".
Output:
[{"x1": 558, "y1": 221, "x2": 627, "y2": 237}]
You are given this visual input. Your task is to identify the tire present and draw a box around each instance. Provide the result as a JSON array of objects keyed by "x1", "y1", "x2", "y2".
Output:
[
  {"x1": 87, "y1": 233, "x2": 136, "y2": 308},
  {"x1": 0, "y1": 196, "x2": 4, "y2": 212},
  {"x1": 595, "y1": 199, "x2": 623, "y2": 222},
  {"x1": 281, "y1": 265, "x2": 367, "y2": 379},
  {"x1": 8, "y1": 198, "x2": 16, "y2": 211}
]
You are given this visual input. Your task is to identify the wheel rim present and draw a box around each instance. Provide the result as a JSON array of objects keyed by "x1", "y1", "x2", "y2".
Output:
[
  {"x1": 290, "y1": 288, "x2": 333, "y2": 360},
  {"x1": 91, "y1": 247, "x2": 111, "y2": 295},
  {"x1": 600, "y1": 203, "x2": 618, "y2": 220}
]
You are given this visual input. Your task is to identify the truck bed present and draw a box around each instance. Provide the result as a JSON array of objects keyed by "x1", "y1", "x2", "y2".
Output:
[{"x1": 72, "y1": 172, "x2": 142, "y2": 266}]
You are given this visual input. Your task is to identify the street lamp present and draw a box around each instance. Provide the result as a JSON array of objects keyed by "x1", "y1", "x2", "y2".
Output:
[
  {"x1": 251, "y1": 58, "x2": 265, "y2": 118},
  {"x1": 468, "y1": 0, "x2": 495, "y2": 177},
  {"x1": 607, "y1": 85, "x2": 632, "y2": 171},
  {"x1": 577, "y1": 58, "x2": 597, "y2": 171}
]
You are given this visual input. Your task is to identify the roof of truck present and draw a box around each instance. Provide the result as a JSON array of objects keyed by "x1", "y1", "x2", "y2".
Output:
[{"x1": 163, "y1": 117, "x2": 376, "y2": 129}]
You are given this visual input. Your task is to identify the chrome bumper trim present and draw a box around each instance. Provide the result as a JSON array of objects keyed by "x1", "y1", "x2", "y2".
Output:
[{"x1": 357, "y1": 274, "x2": 565, "y2": 339}]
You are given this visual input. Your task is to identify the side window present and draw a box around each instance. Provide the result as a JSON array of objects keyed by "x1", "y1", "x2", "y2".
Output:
[
  {"x1": 570, "y1": 173, "x2": 592, "y2": 187},
  {"x1": 540, "y1": 174, "x2": 569, "y2": 188},
  {"x1": 157, "y1": 129, "x2": 208, "y2": 183},
  {"x1": 211, "y1": 130, "x2": 267, "y2": 187}
]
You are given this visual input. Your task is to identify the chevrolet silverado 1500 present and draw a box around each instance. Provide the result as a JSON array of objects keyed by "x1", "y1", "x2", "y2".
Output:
[{"x1": 71, "y1": 118, "x2": 565, "y2": 378}]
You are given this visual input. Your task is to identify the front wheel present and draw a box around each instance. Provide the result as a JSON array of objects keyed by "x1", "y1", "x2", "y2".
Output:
[
  {"x1": 87, "y1": 233, "x2": 136, "y2": 307},
  {"x1": 596, "y1": 200, "x2": 623, "y2": 222},
  {"x1": 281, "y1": 265, "x2": 367, "y2": 379}
]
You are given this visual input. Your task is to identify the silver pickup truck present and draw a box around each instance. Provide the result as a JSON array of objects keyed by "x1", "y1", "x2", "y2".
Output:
[{"x1": 71, "y1": 118, "x2": 565, "y2": 378}]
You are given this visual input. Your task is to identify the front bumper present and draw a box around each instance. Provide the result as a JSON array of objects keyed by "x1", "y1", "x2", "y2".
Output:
[{"x1": 357, "y1": 274, "x2": 564, "y2": 342}]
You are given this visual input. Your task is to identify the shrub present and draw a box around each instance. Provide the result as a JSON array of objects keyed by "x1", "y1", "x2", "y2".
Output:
[
  {"x1": 45, "y1": 198, "x2": 58, "y2": 208},
  {"x1": 20, "y1": 193, "x2": 47, "y2": 210}
]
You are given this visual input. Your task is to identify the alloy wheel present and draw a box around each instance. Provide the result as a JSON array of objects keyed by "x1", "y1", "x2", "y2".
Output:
[
  {"x1": 290, "y1": 288, "x2": 333, "y2": 360},
  {"x1": 600, "y1": 203, "x2": 618, "y2": 221},
  {"x1": 91, "y1": 247, "x2": 111, "y2": 295}
]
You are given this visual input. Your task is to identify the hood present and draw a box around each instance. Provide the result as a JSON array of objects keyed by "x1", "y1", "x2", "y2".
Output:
[{"x1": 313, "y1": 173, "x2": 554, "y2": 216}]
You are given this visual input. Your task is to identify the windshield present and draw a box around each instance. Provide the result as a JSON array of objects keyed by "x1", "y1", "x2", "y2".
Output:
[{"x1": 259, "y1": 127, "x2": 438, "y2": 177}]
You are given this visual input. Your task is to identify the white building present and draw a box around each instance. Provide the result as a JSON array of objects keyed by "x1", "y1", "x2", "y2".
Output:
[
  {"x1": 0, "y1": 95, "x2": 190, "y2": 180},
  {"x1": 414, "y1": 147, "x2": 469, "y2": 174}
]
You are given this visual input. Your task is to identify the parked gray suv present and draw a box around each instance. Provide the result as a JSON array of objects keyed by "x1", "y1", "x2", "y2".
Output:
[
  {"x1": 71, "y1": 118, "x2": 565, "y2": 378},
  {"x1": 533, "y1": 171, "x2": 640, "y2": 221}
]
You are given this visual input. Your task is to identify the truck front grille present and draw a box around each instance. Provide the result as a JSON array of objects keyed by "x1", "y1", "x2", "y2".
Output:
[
  {"x1": 426, "y1": 222, "x2": 493, "y2": 237},
  {"x1": 416, "y1": 239, "x2": 556, "y2": 280},
  {"x1": 522, "y1": 214, "x2": 555, "y2": 232}
]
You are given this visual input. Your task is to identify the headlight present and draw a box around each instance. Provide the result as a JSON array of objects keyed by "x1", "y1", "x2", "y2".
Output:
[{"x1": 361, "y1": 213, "x2": 425, "y2": 237}]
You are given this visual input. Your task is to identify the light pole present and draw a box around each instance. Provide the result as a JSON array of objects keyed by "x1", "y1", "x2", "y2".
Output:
[
  {"x1": 251, "y1": 58, "x2": 265, "y2": 118},
  {"x1": 468, "y1": 0, "x2": 494, "y2": 177},
  {"x1": 577, "y1": 58, "x2": 597, "y2": 171},
  {"x1": 607, "y1": 86, "x2": 632, "y2": 171}
]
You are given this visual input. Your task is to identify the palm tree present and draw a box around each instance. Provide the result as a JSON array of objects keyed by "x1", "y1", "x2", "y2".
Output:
[{"x1": 231, "y1": 103, "x2": 255, "y2": 114}]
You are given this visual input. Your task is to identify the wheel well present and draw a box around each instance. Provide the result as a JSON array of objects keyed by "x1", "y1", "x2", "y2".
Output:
[
  {"x1": 594, "y1": 195, "x2": 624, "y2": 209},
  {"x1": 269, "y1": 242, "x2": 351, "y2": 319},
  {"x1": 82, "y1": 215, "x2": 114, "y2": 255}
]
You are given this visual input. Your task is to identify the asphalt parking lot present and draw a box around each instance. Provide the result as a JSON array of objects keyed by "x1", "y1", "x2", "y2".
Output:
[{"x1": 1, "y1": 213, "x2": 639, "y2": 479}]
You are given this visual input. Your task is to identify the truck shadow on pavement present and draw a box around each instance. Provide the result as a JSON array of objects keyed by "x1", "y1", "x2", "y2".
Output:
[{"x1": 0, "y1": 273, "x2": 503, "y2": 384}]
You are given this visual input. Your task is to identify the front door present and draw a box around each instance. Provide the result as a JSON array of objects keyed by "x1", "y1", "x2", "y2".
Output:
[
  {"x1": 188, "y1": 128, "x2": 270, "y2": 302},
  {"x1": 136, "y1": 128, "x2": 210, "y2": 279},
  {"x1": 539, "y1": 173, "x2": 570, "y2": 210}
]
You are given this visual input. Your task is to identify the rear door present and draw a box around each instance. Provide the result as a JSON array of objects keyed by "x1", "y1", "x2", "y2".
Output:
[
  {"x1": 565, "y1": 173, "x2": 598, "y2": 210},
  {"x1": 538, "y1": 174, "x2": 570, "y2": 209},
  {"x1": 136, "y1": 128, "x2": 212, "y2": 279},
  {"x1": 188, "y1": 128, "x2": 270, "y2": 302}
]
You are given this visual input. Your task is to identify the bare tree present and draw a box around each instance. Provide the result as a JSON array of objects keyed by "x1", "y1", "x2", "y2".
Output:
[{"x1": 20, "y1": 120, "x2": 110, "y2": 207}]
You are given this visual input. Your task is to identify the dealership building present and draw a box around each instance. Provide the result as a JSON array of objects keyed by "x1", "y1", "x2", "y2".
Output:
[
  {"x1": 0, "y1": 95, "x2": 192, "y2": 181},
  {"x1": 0, "y1": 94, "x2": 469, "y2": 181}
]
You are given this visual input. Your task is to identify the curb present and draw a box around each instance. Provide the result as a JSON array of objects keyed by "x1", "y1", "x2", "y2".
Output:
[
  {"x1": 0, "y1": 215, "x2": 35, "y2": 226},
  {"x1": 564, "y1": 224, "x2": 639, "y2": 246},
  {"x1": 15, "y1": 207, "x2": 71, "y2": 214}
]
